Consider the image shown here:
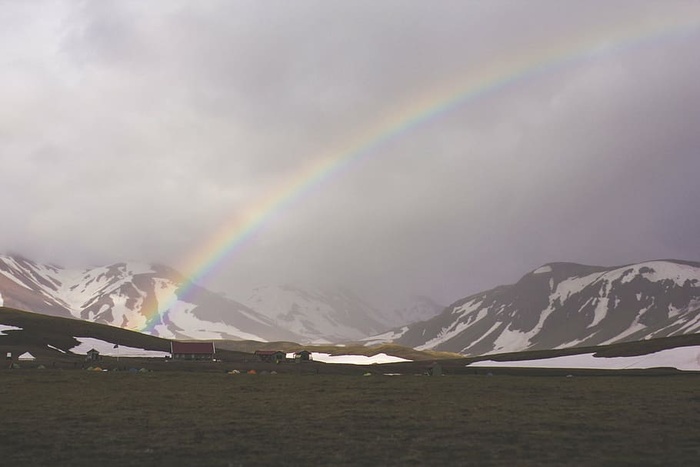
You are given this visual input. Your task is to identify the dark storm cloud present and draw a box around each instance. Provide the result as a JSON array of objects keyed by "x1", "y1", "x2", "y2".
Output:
[{"x1": 1, "y1": 1, "x2": 699, "y2": 306}]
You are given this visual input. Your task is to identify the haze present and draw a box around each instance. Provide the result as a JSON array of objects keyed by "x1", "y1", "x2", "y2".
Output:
[{"x1": 1, "y1": 1, "x2": 699, "y2": 308}]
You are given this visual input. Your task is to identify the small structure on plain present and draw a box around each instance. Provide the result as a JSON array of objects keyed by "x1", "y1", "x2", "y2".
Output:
[
  {"x1": 18, "y1": 352, "x2": 36, "y2": 361},
  {"x1": 86, "y1": 348, "x2": 101, "y2": 362},
  {"x1": 294, "y1": 350, "x2": 312, "y2": 362},
  {"x1": 170, "y1": 341, "x2": 216, "y2": 361},
  {"x1": 254, "y1": 350, "x2": 286, "y2": 363}
]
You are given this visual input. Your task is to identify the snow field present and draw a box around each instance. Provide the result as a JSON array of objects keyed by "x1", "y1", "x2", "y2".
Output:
[
  {"x1": 71, "y1": 337, "x2": 170, "y2": 358},
  {"x1": 309, "y1": 352, "x2": 410, "y2": 365},
  {"x1": 468, "y1": 345, "x2": 700, "y2": 371}
]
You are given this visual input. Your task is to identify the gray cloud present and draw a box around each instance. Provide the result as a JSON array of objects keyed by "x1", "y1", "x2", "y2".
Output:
[{"x1": 1, "y1": 1, "x2": 699, "y2": 307}]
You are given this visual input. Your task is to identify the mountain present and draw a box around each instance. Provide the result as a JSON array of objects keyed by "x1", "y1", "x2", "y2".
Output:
[
  {"x1": 382, "y1": 295, "x2": 444, "y2": 327},
  {"x1": 0, "y1": 254, "x2": 301, "y2": 342},
  {"x1": 375, "y1": 260, "x2": 700, "y2": 355},
  {"x1": 238, "y1": 284, "x2": 390, "y2": 342}
]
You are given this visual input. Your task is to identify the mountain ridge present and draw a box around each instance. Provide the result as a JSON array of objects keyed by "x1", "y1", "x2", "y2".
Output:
[
  {"x1": 3, "y1": 253, "x2": 700, "y2": 355},
  {"x1": 0, "y1": 254, "x2": 301, "y2": 342},
  {"x1": 0, "y1": 253, "x2": 430, "y2": 343},
  {"x1": 373, "y1": 259, "x2": 700, "y2": 355}
]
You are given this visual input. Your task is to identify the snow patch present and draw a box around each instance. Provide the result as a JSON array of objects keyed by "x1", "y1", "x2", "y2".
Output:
[
  {"x1": 491, "y1": 326, "x2": 530, "y2": 353},
  {"x1": 71, "y1": 337, "x2": 170, "y2": 358},
  {"x1": 587, "y1": 297, "x2": 609, "y2": 328},
  {"x1": 0, "y1": 324, "x2": 22, "y2": 335},
  {"x1": 47, "y1": 344, "x2": 66, "y2": 354},
  {"x1": 311, "y1": 352, "x2": 410, "y2": 365},
  {"x1": 468, "y1": 346, "x2": 700, "y2": 371}
]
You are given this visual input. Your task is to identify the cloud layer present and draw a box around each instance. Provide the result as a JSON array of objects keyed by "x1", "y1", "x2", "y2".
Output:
[{"x1": 1, "y1": 1, "x2": 699, "y2": 307}]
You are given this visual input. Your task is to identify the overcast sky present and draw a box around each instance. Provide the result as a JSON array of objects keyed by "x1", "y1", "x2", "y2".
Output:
[{"x1": 1, "y1": 1, "x2": 699, "y2": 308}]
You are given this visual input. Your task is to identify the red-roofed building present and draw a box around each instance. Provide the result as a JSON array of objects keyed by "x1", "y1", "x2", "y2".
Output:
[{"x1": 170, "y1": 341, "x2": 215, "y2": 361}]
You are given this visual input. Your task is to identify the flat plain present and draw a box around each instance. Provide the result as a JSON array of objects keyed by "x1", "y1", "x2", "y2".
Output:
[{"x1": 1, "y1": 370, "x2": 698, "y2": 466}]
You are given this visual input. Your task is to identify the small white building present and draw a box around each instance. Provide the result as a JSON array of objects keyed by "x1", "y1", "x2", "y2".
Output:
[{"x1": 18, "y1": 352, "x2": 36, "y2": 361}]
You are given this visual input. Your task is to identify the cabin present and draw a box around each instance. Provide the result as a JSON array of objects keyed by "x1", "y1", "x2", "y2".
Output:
[
  {"x1": 294, "y1": 350, "x2": 312, "y2": 362},
  {"x1": 254, "y1": 350, "x2": 286, "y2": 363},
  {"x1": 86, "y1": 349, "x2": 101, "y2": 362},
  {"x1": 170, "y1": 341, "x2": 216, "y2": 361}
]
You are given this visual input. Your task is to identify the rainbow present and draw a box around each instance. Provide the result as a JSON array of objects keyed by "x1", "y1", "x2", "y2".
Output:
[{"x1": 140, "y1": 15, "x2": 700, "y2": 333}]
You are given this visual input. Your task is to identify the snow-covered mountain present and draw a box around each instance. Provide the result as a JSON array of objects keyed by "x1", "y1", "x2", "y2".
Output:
[
  {"x1": 239, "y1": 285, "x2": 390, "y2": 342},
  {"x1": 0, "y1": 253, "x2": 429, "y2": 343},
  {"x1": 374, "y1": 260, "x2": 700, "y2": 355},
  {"x1": 237, "y1": 286, "x2": 444, "y2": 342},
  {"x1": 0, "y1": 254, "x2": 301, "y2": 342},
  {"x1": 383, "y1": 295, "x2": 444, "y2": 327}
]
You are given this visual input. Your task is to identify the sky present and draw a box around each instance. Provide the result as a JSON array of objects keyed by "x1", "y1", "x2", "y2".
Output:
[{"x1": 1, "y1": 1, "x2": 699, "y2": 309}]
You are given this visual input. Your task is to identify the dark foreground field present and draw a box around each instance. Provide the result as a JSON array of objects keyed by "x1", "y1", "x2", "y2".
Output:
[{"x1": 1, "y1": 371, "x2": 698, "y2": 466}]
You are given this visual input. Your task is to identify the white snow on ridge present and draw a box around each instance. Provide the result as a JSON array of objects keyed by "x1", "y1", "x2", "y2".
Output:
[
  {"x1": 0, "y1": 324, "x2": 22, "y2": 335},
  {"x1": 552, "y1": 271, "x2": 606, "y2": 301},
  {"x1": 71, "y1": 337, "x2": 170, "y2": 358},
  {"x1": 533, "y1": 265, "x2": 552, "y2": 274},
  {"x1": 311, "y1": 352, "x2": 410, "y2": 365},
  {"x1": 468, "y1": 346, "x2": 700, "y2": 371},
  {"x1": 0, "y1": 291, "x2": 3, "y2": 306},
  {"x1": 618, "y1": 261, "x2": 700, "y2": 287}
]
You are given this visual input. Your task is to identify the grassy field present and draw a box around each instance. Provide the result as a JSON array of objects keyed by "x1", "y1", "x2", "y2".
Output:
[{"x1": 1, "y1": 370, "x2": 698, "y2": 466}]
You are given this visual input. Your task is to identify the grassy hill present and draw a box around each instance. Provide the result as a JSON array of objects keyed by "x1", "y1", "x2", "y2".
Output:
[{"x1": 0, "y1": 306, "x2": 170, "y2": 358}]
